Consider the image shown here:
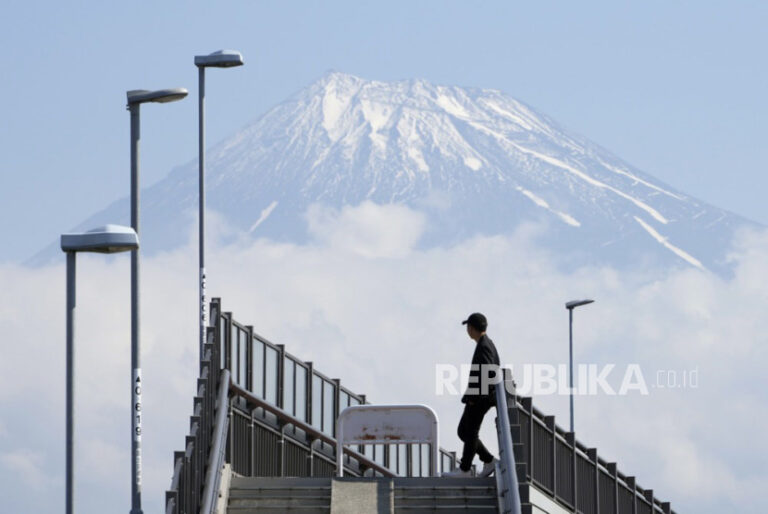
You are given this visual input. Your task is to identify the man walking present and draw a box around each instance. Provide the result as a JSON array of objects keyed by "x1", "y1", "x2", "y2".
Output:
[{"x1": 443, "y1": 312, "x2": 500, "y2": 477}]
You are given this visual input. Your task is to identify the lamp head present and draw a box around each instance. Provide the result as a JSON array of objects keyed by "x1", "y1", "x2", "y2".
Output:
[
  {"x1": 61, "y1": 225, "x2": 139, "y2": 254},
  {"x1": 126, "y1": 88, "x2": 189, "y2": 105},
  {"x1": 195, "y1": 49, "x2": 244, "y2": 68},
  {"x1": 565, "y1": 299, "x2": 595, "y2": 310}
]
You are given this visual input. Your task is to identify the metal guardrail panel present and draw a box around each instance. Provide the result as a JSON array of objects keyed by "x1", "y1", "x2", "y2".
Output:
[{"x1": 336, "y1": 404, "x2": 439, "y2": 477}]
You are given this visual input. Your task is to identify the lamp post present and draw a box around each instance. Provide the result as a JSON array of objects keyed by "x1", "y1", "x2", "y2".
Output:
[
  {"x1": 565, "y1": 299, "x2": 594, "y2": 433},
  {"x1": 126, "y1": 87, "x2": 187, "y2": 514},
  {"x1": 61, "y1": 225, "x2": 139, "y2": 514},
  {"x1": 194, "y1": 50, "x2": 244, "y2": 359}
]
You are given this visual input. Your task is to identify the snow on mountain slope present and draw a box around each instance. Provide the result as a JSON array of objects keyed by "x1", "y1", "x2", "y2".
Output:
[{"x1": 37, "y1": 72, "x2": 757, "y2": 274}]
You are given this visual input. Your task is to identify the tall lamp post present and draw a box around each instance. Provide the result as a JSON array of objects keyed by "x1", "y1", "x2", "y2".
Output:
[
  {"x1": 193, "y1": 50, "x2": 244, "y2": 359},
  {"x1": 126, "y1": 87, "x2": 187, "y2": 514},
  {"x1": 565, "y1": 299, "x2": 594, "y2": 433},
  {"x1": 61, "y1": 225, "x2": 139, "y2": 514}
]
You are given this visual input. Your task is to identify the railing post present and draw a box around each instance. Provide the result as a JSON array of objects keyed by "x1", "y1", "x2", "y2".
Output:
[
  {"x1": 307, "y1": 436, "x2": 315, "y2": 477},
  {"x1": 277, "y1": 344, "x2": 286, "y2": 410},
  {"x1": 306, "y1": 362, "x2": 314, "y2": 425},
  {"x1": 332, "y1": 379, "x2": 341, "y2": 436},
  {"x1": 588, "y1": 448, "x2": 599, "y2": 514},
  {"x1": 306, "y1": 361, "x2": 315, "y2": 476},
  {"x1": 545, "y1": 415, "x2": 556, "y2": 495},
  {"x1": 245, "y1": 325, "x2": 254, "y2": 393},
  {"x1": 626, "y1": 476, "x2": 637, "y2": 514},
  {"x1": 172, "y1": 451, "x2": 183, "y2": 512},
  {"x1": 608, "y1": 462, "x2": 618, "y2": 514},
  {"x1": 182, "y1": 447, "x2": 191, "y2": 513},
  {"x1": 662, "y1": 501, "x2": 671, "y2": 514},
  {"x1": 521, "y1": 397, "x2": 533, "y2": 480},
  {"x1": 359, "y1": 394, "x2": 368, "y2": 465},
  {"x1": 210, "y1": 298, "x2": 222, "y2": 370},
  {"x1": 406, "y1": 442, "x2": 412, "y2": 477},
  {"x1": 192, "y1": 402, "x2": 203, "y2": 496},
  {"x1": 223, "y1": 312, "x2": 232, "y2": 371},
  {"x1": 195, "y1": 381, "x2": 207, "y2": 476},
  {"x1": 165, "y1": 491, "x2": 177, "y2": 514},
  {"x1": 566, "y1": 432, "x2": 577, "y2": 512},
  {"x1": 333, "y1": 378, "x2": 342, "y2": 467},
  {"x1": 249, "y1": 409, "x2": 256, "y2": 476},
  {"x1": 644, "y1": 489, "x2": 654, "y2": 513},
  {"x1": 227, "y1": 399, "x2": 234, "y2": 469},
  {"x1": 279, "y1": 425, "x2": 286, "y2": 477}
]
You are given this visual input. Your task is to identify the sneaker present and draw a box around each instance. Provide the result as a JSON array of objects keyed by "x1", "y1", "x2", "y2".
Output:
[
  {"x1": 441, "y1": 467, "x2": 473, "y2": 478},
  {"x1": 479, "y1": 458, "x2": 498, "y2": 477}
]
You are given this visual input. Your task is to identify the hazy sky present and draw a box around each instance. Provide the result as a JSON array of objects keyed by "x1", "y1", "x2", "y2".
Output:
[{"x1": 1, "y1": 1, "x2": 767, "y2": 261}]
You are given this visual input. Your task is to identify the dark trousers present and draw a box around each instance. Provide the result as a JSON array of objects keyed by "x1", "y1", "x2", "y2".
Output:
[{"x1": 458, "y1": 401, "x2": 494, "y2": 471}]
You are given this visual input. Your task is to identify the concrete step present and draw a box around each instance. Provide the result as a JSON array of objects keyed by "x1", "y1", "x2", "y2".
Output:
[
  {"x1": 231, "y1": 476, "x2": 333, "y2": 489},
  {"x1": 228, "y1": 476, "x2": 505, "y2": 514},
  {"x1": 393, "y1": 477, "x2": 497, "y2": 512},
  {"x1": 227, "y1": 506, "x2": 331, "y2": 514},
  {"x1": 228, "y1": 477, "x2": 332, "y2": 513}
]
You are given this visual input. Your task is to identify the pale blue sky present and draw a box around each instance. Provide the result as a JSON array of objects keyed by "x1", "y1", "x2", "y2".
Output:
[{"x1": 1, "y1": 0, "x2": 766, "y2": 262}]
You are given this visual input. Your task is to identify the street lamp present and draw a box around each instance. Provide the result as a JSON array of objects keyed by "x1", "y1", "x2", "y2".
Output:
[
  {"x1": 126, "y1": 87, "x2": 187, "y2": 514},
  {"x1": 61, "y1": 225, "x2": 139, "y2": 514},
  {"x1": 565, "y1": 299, "x2": 594, "y2": 433},
  {"x1": 194, "y1": 50, "x2": 244, "y2": 359}
]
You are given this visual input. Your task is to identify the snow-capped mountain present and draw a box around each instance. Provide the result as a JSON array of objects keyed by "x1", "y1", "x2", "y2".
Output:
[{"x1": 40, "y1": 72, "x2": 756, "y2": 273}]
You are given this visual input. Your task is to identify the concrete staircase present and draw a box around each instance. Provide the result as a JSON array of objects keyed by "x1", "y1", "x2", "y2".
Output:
[
  {"x1": 228, "y1": 477, "x2": 332, "y2": 513},
  {"x1": 227, "y1": 476, "x2": 509, "y2": 513},
  {"x1": 394, "y1": 477, "x2": 498, "y2": 512}
]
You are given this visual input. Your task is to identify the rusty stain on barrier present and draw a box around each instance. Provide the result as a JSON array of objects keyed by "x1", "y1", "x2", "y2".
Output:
[{"x1": 359, "y1": 434, "x2": 402, "y2": 441}]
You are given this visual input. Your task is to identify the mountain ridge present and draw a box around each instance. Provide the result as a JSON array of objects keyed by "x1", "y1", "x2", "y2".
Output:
[{"x1": 33, "y1": 71, "x2": 758, "y2": 274}]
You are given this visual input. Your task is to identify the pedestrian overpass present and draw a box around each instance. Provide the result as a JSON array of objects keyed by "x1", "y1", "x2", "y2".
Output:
[{"x1": 165, "y1": 298, "x2": 676, "y2": 514}]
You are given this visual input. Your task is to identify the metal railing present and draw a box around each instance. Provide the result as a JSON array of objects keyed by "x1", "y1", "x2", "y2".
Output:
[
  {"x1": 512, "y1": 396, "x2": 676, "y2": 514},
  {"x1": 230, "y1": 381, "x2": 397, "y2": 477},
  {"x1": 166, "y1": 296, "x2": 678, "y2": 514},
  {"x1": 216, "y1": 297, "x2": 460, "y2": 478},
  {"x1": 165, "y1": 323, "x2": 224, "y2": 514},
  {"x1": 166, "y1": 295, "x2": 459, "y2": 514}
]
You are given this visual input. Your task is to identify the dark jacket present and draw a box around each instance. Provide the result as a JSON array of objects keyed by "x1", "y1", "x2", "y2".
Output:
[{"x1": 461, "y1": 334, "x2": 501, "y2": 405}]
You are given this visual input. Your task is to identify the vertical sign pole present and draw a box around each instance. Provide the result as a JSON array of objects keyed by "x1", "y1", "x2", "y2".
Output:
[
  {"x1": 129, "y1": 103, "x2": 143, "y2": 514},
  {"x1": 198, "y1": 66, "x2": 207, "y2": 362}
]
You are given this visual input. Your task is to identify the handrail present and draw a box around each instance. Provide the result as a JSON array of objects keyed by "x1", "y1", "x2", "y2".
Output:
[
  {"x1": 514, "y1": 394, "x2": 672, "y2": 512},
  {"x1": 200, "y1": 369, "x2": 231, "y2": 514},
  {"x1": 495, "y1": 370, "x2": 521, "y2": 514},
  {"x1": 229, "y1": 381, "x2": 396, "y2": 477}
]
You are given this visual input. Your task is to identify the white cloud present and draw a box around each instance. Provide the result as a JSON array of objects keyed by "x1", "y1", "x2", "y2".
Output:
[
  {"x1": 306, "y1": 201, "x2": 426, "y2": 258},
  {"x1": 0, "y1": 204, "x2": 766, "y2": 513},
  {"x1": 0, "y1": 449, "x2": 54, "y2": 491}
]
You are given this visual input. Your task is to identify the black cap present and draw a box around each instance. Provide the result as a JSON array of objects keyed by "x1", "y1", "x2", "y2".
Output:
[{"x1": 462, "y1": 312, "x2": 487, "y2": 331}]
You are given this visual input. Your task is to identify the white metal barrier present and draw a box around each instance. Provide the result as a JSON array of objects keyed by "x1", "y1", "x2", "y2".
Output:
[{"x1": 335, "y1": 404, "x2": 439, "y2": 477}]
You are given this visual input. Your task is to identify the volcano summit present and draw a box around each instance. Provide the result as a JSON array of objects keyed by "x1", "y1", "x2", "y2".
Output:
[{"x1": 41, "y1": 72, "x2": 756, "y2": 274}]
